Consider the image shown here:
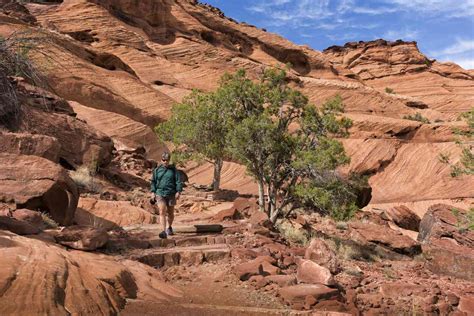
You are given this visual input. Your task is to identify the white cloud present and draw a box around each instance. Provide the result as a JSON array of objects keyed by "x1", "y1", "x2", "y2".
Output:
[
  {"x1": 337, "y1": 0, "x2": 355, "y2": 13},
  {"x1": 353, "y1": 6, "x2": 397, "y2": 15},
  {"x1": 430, "y1": 38, "x2": 474, "y2": 70},
  {"x1": 451, "y1": 58, "x2": 474, "y2": 69},
  {"x1": 382, "y1": 0, "x2": 474, "y2": 17},
  {"x1": 383, "y1": 28, "x2": 419, "y2": 41},
  {"x1": 432, "y1": 39, "x2": 474, "y2": 56}
]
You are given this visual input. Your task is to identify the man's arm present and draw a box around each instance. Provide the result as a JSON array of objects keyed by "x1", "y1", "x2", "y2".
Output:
[
  {"x1": 175, "y1": 169, "x2": 183, "y2": 198},
  {"x1": 150, "y1": 168, "x2": 156, "y2": 197}
]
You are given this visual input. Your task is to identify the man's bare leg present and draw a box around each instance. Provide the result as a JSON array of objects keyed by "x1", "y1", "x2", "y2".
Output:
[
  {"x1": 167, "y1": 206, "x2": 175, "y2": 228},
  {"x1": 158, "y1": 200, "x2": 167, "y2": 233}
]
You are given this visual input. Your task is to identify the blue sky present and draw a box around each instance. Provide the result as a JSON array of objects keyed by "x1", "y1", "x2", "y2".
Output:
[{"x1": 203, "y1": 0, "x2": 474, "y2": 69}]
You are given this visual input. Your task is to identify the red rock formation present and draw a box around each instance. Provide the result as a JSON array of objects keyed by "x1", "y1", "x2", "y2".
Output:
[
  {"x1": 0, "y1": 229, "x2": 181, "y2": 315},
  {"x1": 4, "y1": 0, "x2": 467, "y2": 214},
  {"x1": 0, "y1": 153, "x2": 78, "y2": 225}
]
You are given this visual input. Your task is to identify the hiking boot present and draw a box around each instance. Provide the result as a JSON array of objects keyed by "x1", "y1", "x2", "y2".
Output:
[
  {"x1": 166, "y1": 226, "x2": 174, "y2": 236},
  {"x1": 159, "y1": 231, "x2": 167, "y2": 239}
]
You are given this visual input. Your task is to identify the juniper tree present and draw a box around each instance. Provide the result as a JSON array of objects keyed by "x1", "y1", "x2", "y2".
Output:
[{"x1": 227, "y1": 68, "x2": 355, "y2": 223}]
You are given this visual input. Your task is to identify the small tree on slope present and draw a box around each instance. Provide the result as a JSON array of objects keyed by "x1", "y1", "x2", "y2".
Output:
[
  {"x1": 226, "y1": 68, "x2": 356, "y2": 223},
  {"x1": 156, "y1": 69, "x2": 265, "y2": 191},
  {"x1": 155, "y1": 90, "x2": 229, "y2": 191}
]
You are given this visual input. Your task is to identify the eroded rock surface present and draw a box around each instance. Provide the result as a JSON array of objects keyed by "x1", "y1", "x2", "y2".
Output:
[
  {"x1": 0, "y1": 230, "x2": 181, "y2": 315},
  {"x1": 0, "y1": 153, "x2": 78, "y2": 226}
]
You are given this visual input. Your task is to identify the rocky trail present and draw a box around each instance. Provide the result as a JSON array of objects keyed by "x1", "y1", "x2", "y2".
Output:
[{"x1": 0, "y1": 0, "x2": 473, "y2": 315}]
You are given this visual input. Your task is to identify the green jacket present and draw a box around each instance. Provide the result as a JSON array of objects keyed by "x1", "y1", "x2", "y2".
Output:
[{"x1": 150, "y1": 164, "x2": 183, "y2": 197}]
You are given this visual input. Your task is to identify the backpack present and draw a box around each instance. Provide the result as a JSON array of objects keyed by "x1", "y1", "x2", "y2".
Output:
[{"x1": 177, "y1": 169, "x2": 189, "y2": 187}]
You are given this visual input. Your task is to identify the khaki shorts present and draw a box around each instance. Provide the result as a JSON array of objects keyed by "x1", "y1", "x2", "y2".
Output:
[{"x1": 156, "y1": 195, "x2": 176, "y2": 207}]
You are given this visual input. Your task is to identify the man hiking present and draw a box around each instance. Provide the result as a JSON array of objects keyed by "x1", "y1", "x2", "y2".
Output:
[{"x1": 150, "y1": 152, "x2": 183, "y2": 239}]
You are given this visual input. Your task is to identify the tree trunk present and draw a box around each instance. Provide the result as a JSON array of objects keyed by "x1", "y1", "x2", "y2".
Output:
[
  {"x1": 212, "y1": 158, "x2": 223, "y2": 191},
  {"x1": 257, "y1": 179, "x2": 265, "y2": 213},
  {"x1": 268, "y1": 186, "x2": 279, "y2": 224},
  {"x1": 270, "y1": 208, "x2": 279, "y2": 224}
]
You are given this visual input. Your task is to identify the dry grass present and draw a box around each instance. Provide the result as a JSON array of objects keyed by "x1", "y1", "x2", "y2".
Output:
[
  {"x1": 41, "y1": 212, "x2": 58, "y2": 229},
  {"x1": 69, "y1": 166, "x2": 103, "y2": 193},
  {"x1": 277, "y1": 221, "x2": 311, "y2": 245},
  {"x1": 0, "y1": 30, "x2": 49, "y2": 129}
]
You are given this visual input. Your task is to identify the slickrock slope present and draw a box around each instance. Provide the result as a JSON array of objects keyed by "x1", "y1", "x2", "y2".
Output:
[
  {"x1": 0, "y1": 230, "x2": 181, "y2": 315},
  {"x1": 6, "y1": 0, "x2": 467, "y2": 214},
  {"x1": 1, "y1": 1, "x2": 472, "y2": 211},
  {"x1": 2, "y1": 2, "x2": 474, "y2": 315},
  {"x1": 324, "y1": 40, "x2": 474, "y2": 119}
]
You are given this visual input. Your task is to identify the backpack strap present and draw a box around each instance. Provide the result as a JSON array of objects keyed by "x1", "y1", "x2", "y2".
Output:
[{"x1": 154, "y1": 164, "x2": 167, "y2": 190}]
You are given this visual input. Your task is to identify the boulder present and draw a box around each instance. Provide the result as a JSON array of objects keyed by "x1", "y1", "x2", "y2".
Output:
[
  {"x1": 0, "y1": 132, "x2": 60, "y2": 163},
  {"x1": 0, "y1": 154, "x2": 78, "y2": 226},
  {"x1": 255, "y1": 274, "x2": 297, "y2": 288},
  {"x1": 0, "y1": 230, "x2": 181, "y2": 315},
  {"x1": 0, "y1": 216, "x2": 40, "y2": 235},
  {"x1": 296, "y1": 259, "x2": 335, "y2": 286},
  {"x1": 418, "y1": 204, "x2": 474, "y2": 281},
  {"x1": 458, "y1": 296, "x2": 474, "y2": 314},
  {"x1": 75, "y1": 198, "x2": 157, "y2": 230},
  {"x1": 422, "y1": 238, "x2": 474, "y2": 282},
  {"x1": 233, "y1": 197, "x2": 259, "y2": 215},
  {"x1": 349, "y1": 222, "x2": 421, "y2": 256},
  {"x1": 248, "y1": 208, "x2": 272, "y2": 228},
  {"x1": 233, "y1": 256, "x2": 280, "y2": 281},
  {"x1": 418, "y1": 204, "x2": 473, "y2": 247},
  {"x1": 55, "y1": 225, "x2": 109, "y2": 251},
  {"x1": 12, "y1": 209, "x2": 43, "y2": 227},
  {"x1": 211, "y1": 207, "x2": 242, "y2": 222},
  {"x1": 305, "y1": 239, "x2": 339, "y2": 273},
  {"x1": 384, "y1": 205, "x2": 420, "y2": 231},
  {"x1": 279, "y1": 284, "x2": 339, "y2": 309},
  {"x1": 21, "y1": 106, "x2": 113, "y2": 169}
]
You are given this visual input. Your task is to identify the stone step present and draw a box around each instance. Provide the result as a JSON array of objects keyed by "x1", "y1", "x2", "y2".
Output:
[
  {"x1": 131, "y1": 244, "x2": 232, "y2": 268},
  {"x1": 124, "y1": 300, "x2": 307, "y2": 316},
  {"x1": 107, "y1": 232, "x2": 240, "y2": 252}
]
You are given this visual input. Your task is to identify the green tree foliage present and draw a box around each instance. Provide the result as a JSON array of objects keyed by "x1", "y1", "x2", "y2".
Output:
[
  {"x1": 226, "y1": 68, "x2": 356, "y2": 223},
  {"x1": 157, "y1": 67, "x2": 361, "y2": 223},
  {"x1": 156, "y1": 69, "x2": 265, "y2": 191},
  {"x1": 155, "y1": 90, "x2": 229, "y2": 190}
]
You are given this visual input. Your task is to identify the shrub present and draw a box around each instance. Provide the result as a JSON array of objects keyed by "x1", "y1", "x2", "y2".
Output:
[
  {"x1": 385, "y1": 87, "x2": 395, "y2": 94},
  {"x1": 403, "y1": 112, "x2": 430, "y2": 124},
  {"x1": 277, "y1": 221, "x2": 310, "y2": 245},
  {"x1": 440, "y1": 109, "x2": 473, "y2": 177},
  {"x1": 0, "y1": 30, "x2": 48, "y2": 129}
]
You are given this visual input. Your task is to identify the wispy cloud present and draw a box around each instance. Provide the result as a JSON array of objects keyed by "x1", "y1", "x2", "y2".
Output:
[
  {"x1": 353, "y1": 6, "x2": 397, "y2": 15},
  {"x1": 430, "y1": 38, "x2": 474, "y2": 69},
  {"x1": 382, "y1": 0, "x2": 474, "y2": 17},
  {"x1": 242, "y1": 0, "x2": 473, "y2": 59},
  {"x1": 431, "y1": 39, "x2": 474, "y2": 56},
  {"x1": 383, "y1": 28, "x2": 420, "y2": 41}
]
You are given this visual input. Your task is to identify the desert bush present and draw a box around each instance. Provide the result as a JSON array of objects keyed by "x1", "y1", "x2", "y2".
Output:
[
  {"x1": 403, "y1": 112, "x2": 430, "y2": 124},
  {"x1": 385, "y1": 87, "x2": 395, "y2": 94},
  {"x1": 440, "y1": 109, "x2": 473, "y2": 177},
  {"x1": 0, "y1": 30, "x2": 48, "y2": 129},
  {"x1": 277, "y1": 221, "x2": 310, "y2": 245}
]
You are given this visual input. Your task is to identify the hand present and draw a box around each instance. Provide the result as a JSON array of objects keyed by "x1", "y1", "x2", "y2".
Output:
[{"x1": 175, "y1": 192, "x2": 181, "y2": 200}]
